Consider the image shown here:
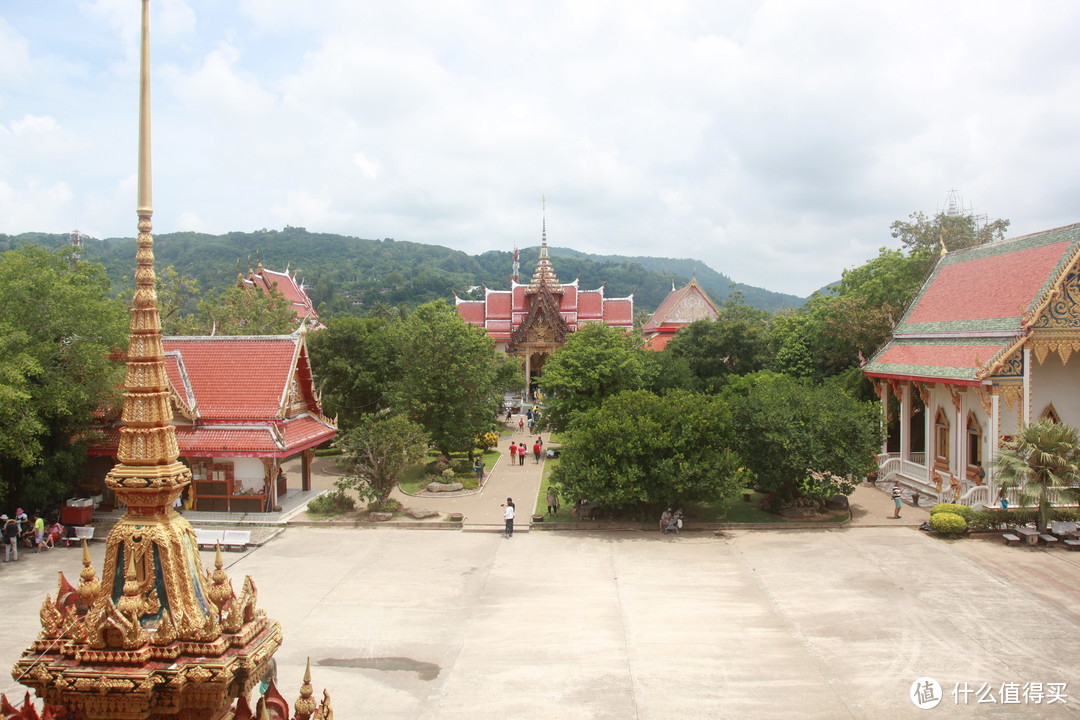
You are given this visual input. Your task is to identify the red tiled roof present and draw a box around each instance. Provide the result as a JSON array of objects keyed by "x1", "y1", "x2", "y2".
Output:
[
  {"x1": 282, "y1": 415, "x2": 336, "y2": 450},
  {"x1": 643, "y1": 332, "x2": 674, "y2": 351},
  {"x1": 487, "y1": 291, "x2": 512, "y2": 318},
  {"x1": 906, "y1": 241, "x2": 1071, "y2": 324},
  {"x1": 578, "y1": 290, "x2": 603, "y2": 317},
  {"x1": 162, "y1": 337, "x2": 297, "y2": 419},
  {"x1": 603, "y1": 298, "x2": 634, "y2": 326},
  {"x1": 456, "y1": 300, "x2": 485, "y2": 325},
  {"x1": 874, "y1": 343, "x2": 1005, "y2": 371}
]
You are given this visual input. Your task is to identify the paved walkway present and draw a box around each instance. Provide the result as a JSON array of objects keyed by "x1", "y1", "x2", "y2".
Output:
[{"x1": 387, "y1": 426, "x2": 550, "y2": 531}]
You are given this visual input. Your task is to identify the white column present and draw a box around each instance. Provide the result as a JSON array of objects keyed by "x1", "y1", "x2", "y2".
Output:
[
  {"x1": 900, "y1": 383, "x2": 911, "y2": 461},
  {"x1": 1023, "y1": 348, "x2": 1032, "y2": 425},
  {"x1": 989, "y1": 389, "x2": 1000, "y2": 488},
  {"x1": 524, "y1": 353, "x2": 532, "y2": 399}
]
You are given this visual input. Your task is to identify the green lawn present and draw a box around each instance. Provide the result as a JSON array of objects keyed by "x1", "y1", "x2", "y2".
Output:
[{"x1": 398, "y1": 449, "x2": 501, "y2": 494}]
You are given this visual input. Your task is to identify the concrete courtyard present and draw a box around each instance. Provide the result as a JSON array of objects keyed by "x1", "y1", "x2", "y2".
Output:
[{"x1": 2, "y1": 525, "x2": 1079, "y2": 719}]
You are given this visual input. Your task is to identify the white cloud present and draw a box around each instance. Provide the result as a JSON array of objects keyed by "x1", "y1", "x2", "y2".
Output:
[{"x1": 3, "y1": 0, "x2": 1080, "y2": 297}]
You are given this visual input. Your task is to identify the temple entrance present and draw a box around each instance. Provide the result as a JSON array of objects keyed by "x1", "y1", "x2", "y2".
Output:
[{"x1": 528, "y1": 352, "x2": 548, "y2": 400}]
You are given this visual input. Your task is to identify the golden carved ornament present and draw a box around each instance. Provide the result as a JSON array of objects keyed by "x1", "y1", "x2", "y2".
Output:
[{"x1": 295, "y1": 658, "x2": 317, "y2": 720}]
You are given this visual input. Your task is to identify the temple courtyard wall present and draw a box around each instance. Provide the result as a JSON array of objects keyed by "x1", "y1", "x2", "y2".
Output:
[{"x1": 3, "y1": 526, "x2": 1078, "y2": 719}]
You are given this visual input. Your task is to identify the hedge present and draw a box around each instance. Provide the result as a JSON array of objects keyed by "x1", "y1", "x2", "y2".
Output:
[
  {"x1": 930, "y1": 503, "x2": 974, "y2": 521},
  {"x1": 929, "y1": 511, "x2": 967, "y2": 535}
]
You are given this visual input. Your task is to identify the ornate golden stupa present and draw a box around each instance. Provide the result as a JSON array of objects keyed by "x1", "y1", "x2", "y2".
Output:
[{"x1": 5, "y1": 3, "x2": 332, "y2": 718}]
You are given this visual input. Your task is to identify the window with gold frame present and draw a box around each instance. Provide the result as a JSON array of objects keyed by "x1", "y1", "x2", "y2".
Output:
[{"x1": 934, "y1": 408, "x2": 950, "y2": 466}]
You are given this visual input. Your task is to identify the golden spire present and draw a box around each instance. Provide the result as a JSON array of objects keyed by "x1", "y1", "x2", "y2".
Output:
[
  {"x1": 528, "y1": 194, "x2": 560, "y2": 293},
  {"x1": 10, "y1": 3, "x2": 285, "y2": 716}
]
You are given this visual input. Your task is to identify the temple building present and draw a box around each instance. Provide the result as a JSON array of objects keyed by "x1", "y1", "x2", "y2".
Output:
[
  {"x1": 863, "y1": 222, "x2": 1080, "y2": 507},
  {"x1": 242, "y1": 261, "x2": 323, "y2": 330},
  {"x1": 86, "y1": 331, "x2": 336, "y2": 513},
  {"x1": 455, "y1": 222, "x2": 634, "y2": 395},
  {"x1": 3, "y1": 3, "x2": 333, "y2": 716},
  {"x1": 641, "y1": 278, "x2": 720, "y2": 350}
]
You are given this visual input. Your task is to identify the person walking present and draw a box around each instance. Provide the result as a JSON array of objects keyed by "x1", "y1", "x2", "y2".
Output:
[
  {"x1": 891, "y1": 483, "x2": 903, "y2": 519},
  {"x1": 32, "y1": 513, "x2": 46, "y2": 552},
  {"x1": 509, "y1": 441, "x2": 517, "y2": 466},
  {"x1": 518, "y1": 417, "x2": 525, "y2": 434},
  {"x1": 546, "y1": 488, "x2": 560, "y2": 516},
  {"x1": 474, "y1": 456, "x2": 486, "y2": 484},
  {"x1": 502, "y1": 498, "x2": 516, "y2": 538},
  {"x1": 533, "y1": 440, "x2": 542, "y2": 463},
  {"x1": 518, "y1": 442, "x2": 526, "y2": 466},
  {"x1": 2, "y1": 516, "x2": 18, "y2": 562}
]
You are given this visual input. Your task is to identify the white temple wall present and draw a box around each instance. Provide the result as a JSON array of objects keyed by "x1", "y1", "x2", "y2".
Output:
[
  {"x1": 1030, "y1": 352, "x2": 1080, "y2": 425},
  {"x1": 214, "y1": 456, "x2": 265, "y2": 492}
]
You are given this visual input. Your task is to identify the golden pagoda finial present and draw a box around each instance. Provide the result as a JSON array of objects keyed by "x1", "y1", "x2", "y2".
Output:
[
  {"x1": 207, "y1": 543, "x2": 234, "y2": 618},
  {"x1": 77, "y1": 539, "x2": 101, "y2": 608},
  {"x1": 117, "y1": 550, "x2": 142, "y2": 618},
  {"x1": 528, "y1": 195, "x2": 560, "y2": 293},
  {"x1": 295, "y1": 657, "x2": 317, "y2": 719}
]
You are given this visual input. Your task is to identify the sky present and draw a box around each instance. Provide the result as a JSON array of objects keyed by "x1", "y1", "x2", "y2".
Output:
[{"x1": 2, "y1": 1, "x2": 1079, "y2": 297}]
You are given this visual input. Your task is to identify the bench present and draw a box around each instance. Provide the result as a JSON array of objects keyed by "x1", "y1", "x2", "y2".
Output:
[
  {"x1": 1040, "y1": 534, "x2": 1059, "y2": 546},
  {"x1": 1002, "y1": 533, "x2": 1022, "y2": 546},
  {"x1": 1064, "y1": 539, "x2": 1080, "y2": 551},
  {"x1": 222, "y1": 530, "x2": 251, "y2": 551},
  {"x1": 194, "y1": 528, "x2": 225, "y2": 549}
]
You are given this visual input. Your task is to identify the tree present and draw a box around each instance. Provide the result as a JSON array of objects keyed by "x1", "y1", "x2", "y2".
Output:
[
  {"x1": 334, "y1": 413, "x2": 429, "y2": 503},
  {"x1": 891, "y1": 210, "x2": 1009, "y2": 256},
  {"x1": 722, "y1": 372, "x2": 880, "y2": 505},
  {"x1": 538, "y1": 323, "x2": 647, "y2": 431},
  {"x1": 665, "y1": 292, "x2": 771, "y2": 392},
  {"x1": 548, "y1": 390, "x2": 742, "y2": 515},
  {"x1": 190, "y1": 283, "x2": 297, "y2": 335},
  {"x1": 0, "y1": 247, "x2": 128, "y2": 508},
  {"x1": 393, "y1": 300, "x2": 518, "y2": 457},
  {"x1": 994, "y1": 419, "x2": 1080, "y2": 532},
  {"x1": 307, "y1": 316, "x2": 402, "y2": 428}
]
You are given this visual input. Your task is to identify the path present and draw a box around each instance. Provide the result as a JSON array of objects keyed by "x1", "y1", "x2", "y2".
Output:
[{"x1": 387, "y1": 424, "x2": 550, "y2": 531}]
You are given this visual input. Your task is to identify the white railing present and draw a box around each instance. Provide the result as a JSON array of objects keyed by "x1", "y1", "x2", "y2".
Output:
[
  {"x1": 907, "y1": 452, "x2": 926, "y2": 465},
  {"x1": 958, "y1": 485, "x2": 991, "y2": 508}
]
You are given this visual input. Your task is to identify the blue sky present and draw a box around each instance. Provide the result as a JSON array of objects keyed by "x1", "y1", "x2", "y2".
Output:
[{"x1": 2, "y1": 0, "x2": 1079, "y2": 296}]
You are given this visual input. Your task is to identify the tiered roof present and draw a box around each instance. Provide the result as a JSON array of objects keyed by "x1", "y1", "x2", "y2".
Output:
[
  {"x1": 244, "y1": 263, "x2": 323, "y2": 329},
  {"x1": 863, "y1": 223, "x2": 1080, "y2": 384},
  {"x1": 90, "y1": 334, "x2": 336, "y2": 459}
]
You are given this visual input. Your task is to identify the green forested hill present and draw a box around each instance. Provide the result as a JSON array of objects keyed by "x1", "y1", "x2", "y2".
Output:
[{"x1": 0, "y1": 228, "x2": 805, "y2": 317}]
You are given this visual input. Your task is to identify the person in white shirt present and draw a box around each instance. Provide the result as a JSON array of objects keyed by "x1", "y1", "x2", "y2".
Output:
[{"x1": 502, "y1": 498, "x2": 515, "y2": 538}]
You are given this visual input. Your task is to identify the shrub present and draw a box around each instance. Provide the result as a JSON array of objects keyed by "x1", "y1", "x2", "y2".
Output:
[
  {"x1": 930, "y1": 503, "x2": 974, "y2": 521},
  {"x1": 307, "y1": 490, "x2": 356, "y2": 516},
  {"x1": 967, "y1": 509, "x2": 1010, "y2": 532},
  {"x1": 450, "y1": 458, "x2": 474, "y2": 475},
  {"x1": 929, "y1": 511, "x2": 967, "y2": 535},
  {"x1": 426, "y1": 457, "x2": 451, "y2": 475},
  {"x1": 368, "y1": 497, "x2": 403, "y2": 514}
]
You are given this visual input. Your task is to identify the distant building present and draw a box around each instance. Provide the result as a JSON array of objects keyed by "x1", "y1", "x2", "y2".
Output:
[
  {"x1": 863, "y1": 222, "x2": 1080, "y2": 507},
  {"x1": 243, "y1": 260, "x2": 323, "y2": 329},
  {"x1": 641, "y1": 278, "x2": 720, "y2": 350},
  {"x1": 455, "y1": 222, "x2": 633, "y2": 397}
]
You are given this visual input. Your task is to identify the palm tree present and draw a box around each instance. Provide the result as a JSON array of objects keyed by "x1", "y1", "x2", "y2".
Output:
[{"x1": 994, "y1": 419, "x2": 1080, "y2": 532}]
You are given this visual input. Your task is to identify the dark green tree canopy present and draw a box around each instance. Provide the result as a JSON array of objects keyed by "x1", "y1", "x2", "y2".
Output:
[
  {"x1": 0, "y1": 247, "x2": 127, "y2": 508},
  {"x1": 334, "y1": 413, "x2": 429, "y2": 503},
  {"x1": 393, "y1": 299, "x2": 518, "y2": 456},
  {"x1": 307, "y1": 316, "x2": 402, "y2": 428},
  {"x1": 549, "y1": 390, "x2": 742, "y2": 514},
  {"x1": 722, "y1": 372, "x2": 880, "y2": 502},
  {"x1": 537, "y1": 323, "x2": 647, "y2": 431}
]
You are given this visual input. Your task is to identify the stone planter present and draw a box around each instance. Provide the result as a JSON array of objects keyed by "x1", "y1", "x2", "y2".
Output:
[
  {"x1": 448, "y1": 513, "x2": 464, "y2": 522},
  {"x1": 532, "y1": 514, "x2": 544, "y2": 523}
]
